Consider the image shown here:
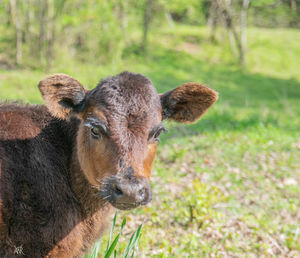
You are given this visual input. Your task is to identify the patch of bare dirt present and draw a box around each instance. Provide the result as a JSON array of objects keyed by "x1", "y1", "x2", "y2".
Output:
[{"x1": 175, "y1": 42, "x2": 202, "y2": 55}]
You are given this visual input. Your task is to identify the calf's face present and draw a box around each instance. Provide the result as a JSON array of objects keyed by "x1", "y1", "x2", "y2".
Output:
[{"x1": 39, "y1": 72, "x2": 218, "y2": 210}]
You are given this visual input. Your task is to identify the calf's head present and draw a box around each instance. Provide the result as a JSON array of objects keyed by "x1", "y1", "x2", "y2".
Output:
[{"x1": 39, "y1": 72, "x2": 218, "y2": 210}]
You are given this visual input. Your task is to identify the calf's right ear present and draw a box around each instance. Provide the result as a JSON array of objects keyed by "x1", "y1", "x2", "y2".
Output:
[{"x1": 38, "y1": 74, "x2": 86, "y2": 119}]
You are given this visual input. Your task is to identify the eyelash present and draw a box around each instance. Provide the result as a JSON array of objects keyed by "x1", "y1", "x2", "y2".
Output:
[
  {"x1": 89, "y1": 124, "x2": 107, "y2": 139},
  {"x1": 151, "y1": 127, "x2": 167, "y2": 142},
  {"x1": 91, "y1": 126, "x2": 101, "y2": 139}
]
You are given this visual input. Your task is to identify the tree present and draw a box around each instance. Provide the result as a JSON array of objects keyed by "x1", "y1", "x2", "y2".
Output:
[
  {"x1": 207, "y1": 0, "x2": 251, "y2": 65},
  {"x1": 141, "y1": 0, "x2": 155, "y2": 52},
  {"x1": 9, "y1": 0, "x2": 22, "y2": 65},
  {"x1": 241, "y1": 0, "x2": 251, "y2": 65}
]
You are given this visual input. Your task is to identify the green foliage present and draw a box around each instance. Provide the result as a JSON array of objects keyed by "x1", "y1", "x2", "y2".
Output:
[
  {"x1": 250, "y1": 0, "x2": 300, "y2": 27},
  {"x1": 159, "y1": 0, "x2": 206, "y2": 24},
  {"x1": 179, "y1": 180, "x2": 226, "y2": 228},
  {"x1": 86, "y1": 213, "x2": 143, "y2": 258},
  {"x1": 1, "y1": 0, "x2": 299, "y2": 68}
]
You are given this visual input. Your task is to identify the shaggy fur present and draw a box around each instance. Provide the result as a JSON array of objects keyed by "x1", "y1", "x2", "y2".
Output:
[
  {"x1": 160, "y1": 82, "x2": 218, "y2": 123},
  {"x1": 0, "y1": 104, "x2": 112, "y2": 257},
  {"x1": 0, "y1": 71, "x2": 218, "y2": 257}
]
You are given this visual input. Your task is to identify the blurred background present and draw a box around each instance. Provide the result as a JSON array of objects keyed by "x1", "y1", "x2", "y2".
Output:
[{"x1": 0, "y1": 0, "x2": 299, "y2": 257}]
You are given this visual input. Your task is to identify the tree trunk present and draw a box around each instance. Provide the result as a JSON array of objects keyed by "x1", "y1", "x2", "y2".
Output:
[
  {"x1": 228, "y1": 30, "x2": 238, "y2": 57},
  {"x1": 240, "y1": 0, "x2": 250, "y2": 65},
  {"x1": 39, "y1": 0, "x2": 48, "y2": 65},
  {"x1": 46, "y1": 0, "x2": 66, "y2": 69},
  {"x1": 46, "y1": 0, "x2": 54, "y2": 69},
  {"x1": 23, "y1": 0, "x2": 31, "y2": 44},
  {"x1": 10, "y1": 0, "x2": 22, "y2": 65},
  {"x1": 165, "y1": 11, "x2": 174, "y2": 28},
  {"x1": 290, "y1": 0, "x2": 296, "y2": 10},
  {"x1": 218, "y1": 0, "x2": 244, "y2": 65},
  {"x1": 207, "y1": 1, "x2": 218, "y2": 43},
  {"x1": 116, "y1": 0, "x2": 129, "y2": 44},
  {"x1": 141, "y1": 0, "x2": 154, "y2": 52}
]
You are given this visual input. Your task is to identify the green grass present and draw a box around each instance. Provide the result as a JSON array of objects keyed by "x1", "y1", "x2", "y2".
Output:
[
  {"x1": 86, "y1": 213, "x2": 143, "y2": 258},
  {"x1": 1, "y1": 25, "x2": 299, "y2": 257}
]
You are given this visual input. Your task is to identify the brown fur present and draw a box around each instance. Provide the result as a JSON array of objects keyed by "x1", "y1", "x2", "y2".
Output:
[
  {"x1": 160, "y1": 82, "x2": 218, "y2": 123},
  {"x1": 0, "y1": 103, "x2": 113, "y2": 257},
  {"x1": 0, "y1": 72, "x2": 217, "y2": 257},
  {"x1": 76, "y1": 122, "x2": 116, "y2": 186},
  {"x1": 142, "y1": 144, "x2": 157, "y2": 179},
  {"x1": 38, "y1": 74, "x2": 86, "y2": 119},
  {"x1": 0, "y1": 104, "x2": 47, "y2": 140}
]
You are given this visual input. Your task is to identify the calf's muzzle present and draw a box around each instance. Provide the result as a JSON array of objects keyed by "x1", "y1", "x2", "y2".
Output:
[{"x1": 102, "y1": 173, "x2": 152, "y2": 210}]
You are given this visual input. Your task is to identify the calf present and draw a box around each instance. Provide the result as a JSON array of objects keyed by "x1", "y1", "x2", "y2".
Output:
[{"x1": 0, "y1": 72, "x2": 217, "y2": 257}]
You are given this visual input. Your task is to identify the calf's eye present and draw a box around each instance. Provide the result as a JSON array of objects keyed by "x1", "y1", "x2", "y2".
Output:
[
  {"x1": 151, "y1": 127, "x2": 167, "y2": 142},
  {"x1": 91, "y1": 127, "x2": 101, "y2": 139}
]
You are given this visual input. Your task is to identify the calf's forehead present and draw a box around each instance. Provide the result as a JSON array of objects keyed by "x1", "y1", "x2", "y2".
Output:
[{"x1": 88, "y1": 72, "x2": 162, "y2": 126}]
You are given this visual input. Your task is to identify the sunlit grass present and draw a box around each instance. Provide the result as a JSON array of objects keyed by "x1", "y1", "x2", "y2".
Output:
[{"x1": 86, "y1": 213, "x2": 143, "y2": 258}]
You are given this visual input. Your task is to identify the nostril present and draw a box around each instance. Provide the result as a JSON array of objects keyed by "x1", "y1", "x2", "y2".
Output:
[
  {"x1": 138, "y1": 188, "x2": 145, "y2": 199},
  {"x1": 136, "y1": 187, "x2": 147, "y2": 203},
  {"x1": 119, "y1": 158, "x2": 124, "y2": 168},
  {"x1": 114, "y1": 185, "x2": 123, "y2": 198}
]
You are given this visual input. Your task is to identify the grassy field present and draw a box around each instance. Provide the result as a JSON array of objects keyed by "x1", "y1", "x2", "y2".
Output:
[{"x1": 1, "y1": 26, "x2": 299, "y2": 257}]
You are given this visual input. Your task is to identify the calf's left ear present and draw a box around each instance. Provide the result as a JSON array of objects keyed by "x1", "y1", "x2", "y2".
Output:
[
  {"x1": 160, "y1": 83, "x2": 218, "y2": 123},
  {"x1": 39, "y1": 74, "x2": 86, "y2": 119}
]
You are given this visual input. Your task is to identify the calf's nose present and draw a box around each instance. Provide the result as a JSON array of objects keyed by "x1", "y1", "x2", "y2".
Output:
[{"x1": 112, "y1": 179, "x2": 151, "y2": 206}]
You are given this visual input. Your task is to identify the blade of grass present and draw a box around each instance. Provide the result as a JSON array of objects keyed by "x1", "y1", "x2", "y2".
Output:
[
  {"x1": 91, "y1": 238, "x2": 102, "y2": 258},
  {"x1": 104, "y1": 233, "x2": 121, "y2": 258},
  {"x1": 105, "y1": 218, "x2": 127, "y2": 257},
  {"x1": 123, "y1": 231, "x2": 136, "y2": 258},
  {"x1": 131, "y1": 224, "x2": 143, "y2": 247},
  {"x1": 120, "y1": 217, "x2": 127, "y2": 233},
  {"x1": 106, "y1": 213, "x2": 117, "y2": 253},
  {"x1": 123, "y1": 224, "x2": 143, "y2": 258},
  {"x1": 130, "y1": 226, "x2": 143, "y2": 258}
]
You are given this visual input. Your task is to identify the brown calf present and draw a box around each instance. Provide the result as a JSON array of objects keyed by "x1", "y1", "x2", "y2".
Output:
[{"x1": 0, "y1": 71, "x2": 217, "y2": 257}]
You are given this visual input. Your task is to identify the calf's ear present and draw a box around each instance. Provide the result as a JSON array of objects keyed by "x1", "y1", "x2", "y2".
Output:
[
  {"x1": 38, "y1": 74, "x2": 86, "y2": 119},
  {"x1": 160, "y1": 83, "x2": 218, "y2": 123}
]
